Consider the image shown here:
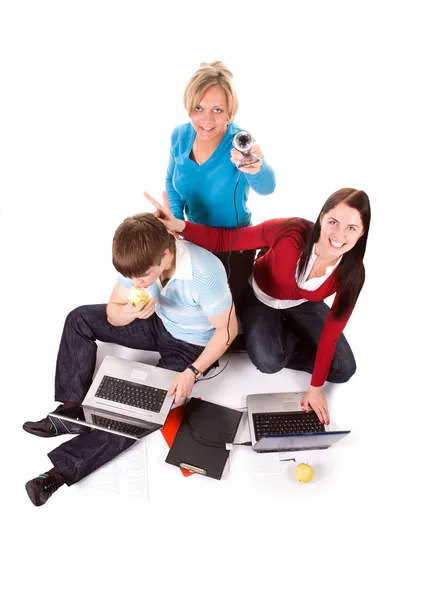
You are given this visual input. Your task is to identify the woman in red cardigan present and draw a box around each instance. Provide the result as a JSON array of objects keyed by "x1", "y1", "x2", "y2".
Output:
[{"x1": 145, "y1": 188, "x2": 371, "y2": 425}]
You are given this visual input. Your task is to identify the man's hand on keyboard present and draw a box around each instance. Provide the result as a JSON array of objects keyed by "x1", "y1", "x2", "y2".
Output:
[
  {"x1": 168, "y1": 369, "x2": 197, "y2": 404},
  {"x1": 301, "y1": 386, "x2": 330, "y2": 425}
]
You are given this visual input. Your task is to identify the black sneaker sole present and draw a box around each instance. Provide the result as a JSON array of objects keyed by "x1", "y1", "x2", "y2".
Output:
[
  {"x1": 23, "y1": 416, "x2": 89, "y2": 437},
  {"x1": 25, "y1": 481, "x2": 43, "y2": 506},
  {"x1": 22, "y1": 423, "x2": 59, "y2": 438},
  {"x1": 22, "y1": 422, "x2": 89, "y2": 437}
]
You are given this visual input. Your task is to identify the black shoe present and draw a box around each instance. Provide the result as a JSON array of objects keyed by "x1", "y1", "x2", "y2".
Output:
[
  {"x1": 25, "y1": 472, "x2": 63, "y2": 507},
  {"x1": 22, "y1": 404, "x2": 88, "y2": 437}
]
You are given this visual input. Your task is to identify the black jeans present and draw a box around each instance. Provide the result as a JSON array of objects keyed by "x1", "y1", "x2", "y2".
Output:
[
  {"x1": 48, "y1": 304, "x2": 204, "y2": 485},
  {"x1": 238, "y1": 286, "x2": 356, "y2": 383},
  {"x1": 213, "y1": 249, "x2": 256, "y2": 307}
]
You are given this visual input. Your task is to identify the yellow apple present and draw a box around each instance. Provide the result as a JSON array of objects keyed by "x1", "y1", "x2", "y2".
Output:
[
  {"x1": 128, "y1": 286, "x2": 150, "y2": 306},
  {"x1": 295, "y1": 462, "x2": 314, "y2": 484}
]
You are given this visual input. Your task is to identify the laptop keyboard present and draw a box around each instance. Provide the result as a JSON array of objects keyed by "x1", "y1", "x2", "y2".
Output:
[
  {"x1": 91, "y1": 414, "x2": 148, "y2": 437},
  {"x1": 95, "y1": 376, "x2": 166, "y2": 413},
  {"x1": 253, "y1": 411, "x2": 325, "y2": 441}
]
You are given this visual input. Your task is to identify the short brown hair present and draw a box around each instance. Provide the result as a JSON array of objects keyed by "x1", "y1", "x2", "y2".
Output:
[
  {"x1": 183, "y1": 61, "x2": 239, "y2": 122},
  {"x1": 112, "y1": 213, "x2": 176, "y2": 278}
]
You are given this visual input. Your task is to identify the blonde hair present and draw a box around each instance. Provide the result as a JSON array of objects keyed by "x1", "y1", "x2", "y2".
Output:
[{"x1": 183, "y1": 61, "x2": 239, "y2": 122}]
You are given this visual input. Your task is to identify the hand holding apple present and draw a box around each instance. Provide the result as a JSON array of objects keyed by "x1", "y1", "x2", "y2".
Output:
[{"x1": 128, "y1": 286, "x2": 150, "y2": 307}]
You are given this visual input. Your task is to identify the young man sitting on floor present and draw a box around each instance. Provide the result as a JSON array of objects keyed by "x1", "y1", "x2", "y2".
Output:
[{"x1": 23, "y1": 212, "x2": 237, "y2": 506}]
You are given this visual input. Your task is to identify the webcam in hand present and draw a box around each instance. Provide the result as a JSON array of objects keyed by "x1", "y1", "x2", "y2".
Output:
[{"x1": 232, "y1": 130, "x2": 261, "y2": 168}]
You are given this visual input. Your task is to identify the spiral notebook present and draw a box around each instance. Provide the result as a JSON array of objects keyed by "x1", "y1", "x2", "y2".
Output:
[{"x1": 165, "y1": 398, "x2": 243, "y2": 480}]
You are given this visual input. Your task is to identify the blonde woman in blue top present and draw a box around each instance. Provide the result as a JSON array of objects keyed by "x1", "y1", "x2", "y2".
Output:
[{"x1": 165, "y1": 61, "x2": 276, "y2": 304}]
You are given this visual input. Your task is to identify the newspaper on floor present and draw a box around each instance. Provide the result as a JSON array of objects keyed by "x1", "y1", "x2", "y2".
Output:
[{"x1": 75, "y1": 437, "x2": 150, "y2": 502}]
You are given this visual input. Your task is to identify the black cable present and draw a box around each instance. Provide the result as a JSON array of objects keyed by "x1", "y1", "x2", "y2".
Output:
[
  {"x1": 197, "y1": 169, "x2": 242, "y2": 383},
  {"x1": 185, "y1": 419, "x2": 227, "y2": 448},
  {"x1": 185, "y1": 417, "x2": 251, "y2": 448},
  {"x1": 224, "y1": 169, "x2": 242, "y2": 345},
  {"x1": 227, "y1": 169, "x2": 243, "y2": 271},
  {"x1": 199, "y1": 353, "x2": 231, "y2": 382}
]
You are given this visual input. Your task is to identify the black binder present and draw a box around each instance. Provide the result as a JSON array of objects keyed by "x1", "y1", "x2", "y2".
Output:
[{"x1": 165, "y1": 397, "x2": 243, "y2": 480}]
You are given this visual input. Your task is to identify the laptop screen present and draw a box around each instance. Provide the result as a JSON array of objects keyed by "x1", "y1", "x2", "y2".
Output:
[
  {"x1": 49, "y1": 405, "x2": 161, "y2": 440},
  {"x1": 254, "y1": 431, "x2": 350, "y2": 452}
]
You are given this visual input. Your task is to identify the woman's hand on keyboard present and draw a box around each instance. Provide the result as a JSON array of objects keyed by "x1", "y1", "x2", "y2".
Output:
[{"x1": 301, "y1": 386, "x2": 330, "y2": 425}]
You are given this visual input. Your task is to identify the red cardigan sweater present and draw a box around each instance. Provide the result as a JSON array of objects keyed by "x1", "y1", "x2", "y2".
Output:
[{"x1": 183, "y1": 218, "x2": 356, "y2": 387}]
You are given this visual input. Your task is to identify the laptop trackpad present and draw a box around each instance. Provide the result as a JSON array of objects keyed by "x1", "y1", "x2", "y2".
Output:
[
  {"x1": 283, "y1": 401, "x2": 300, "y2": 411},
  {"x1": 130, "y1": 368, "x2": 148, "y2": 382}
]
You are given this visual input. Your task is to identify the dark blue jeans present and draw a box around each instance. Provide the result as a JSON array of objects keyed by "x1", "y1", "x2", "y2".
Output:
[
  {"x1": 238, "y1": 286, "x2": 356, "y2": 383},
  {"x1": 48, "y1": 304, "x2": 205, "y2": 485},
  {"x1": 213, "y1": 249, "x2": 256, "y2": 306}
]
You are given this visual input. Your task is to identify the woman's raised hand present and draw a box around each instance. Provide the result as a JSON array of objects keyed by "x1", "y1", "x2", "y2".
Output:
[{"x1": 143, "y1": 191, "x2": 186, "y2": 235}]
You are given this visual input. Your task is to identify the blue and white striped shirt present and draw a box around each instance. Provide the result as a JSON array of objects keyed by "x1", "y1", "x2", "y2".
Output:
[{"x1": 117, "y1": 240, "x2": 232, "y2": 346}]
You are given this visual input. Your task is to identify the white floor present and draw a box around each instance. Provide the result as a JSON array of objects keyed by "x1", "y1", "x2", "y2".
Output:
[
  {"x1": 11, "y1": 330, "x2": 438, "y2": 597},
  {"x1": 2, "y1": 2, "x2": 445, "y2": 598},
  {"x1": 74, "y1": 344, "x2": 357, "y2": 502},
  {"x1": 18, "y1": 341, "x2": 361, "y2": 502}
]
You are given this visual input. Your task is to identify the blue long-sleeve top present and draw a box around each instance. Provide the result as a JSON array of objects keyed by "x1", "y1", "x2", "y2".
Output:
[{"x1": 165, "y1": 122, "x2": 276, "y2": 227}]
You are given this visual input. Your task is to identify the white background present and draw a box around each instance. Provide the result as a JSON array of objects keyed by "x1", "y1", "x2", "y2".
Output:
[{"x1": 1, "y1": 1, "x2": 446, "y2": 598}]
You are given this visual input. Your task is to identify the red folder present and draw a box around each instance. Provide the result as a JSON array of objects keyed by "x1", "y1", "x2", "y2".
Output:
[{"x1": 161, "y1": 405, "x2": 195, "y2": 477}]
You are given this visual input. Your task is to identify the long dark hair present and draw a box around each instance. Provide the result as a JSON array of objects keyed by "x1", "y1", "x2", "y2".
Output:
[{"x1": 296, "y1": 188, "x2": 371, "y2": 319}]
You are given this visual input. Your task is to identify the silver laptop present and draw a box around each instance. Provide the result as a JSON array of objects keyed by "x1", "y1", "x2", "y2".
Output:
[
  {"x1": 247, "y1": 392, "x2": 350, "y2": 453},
  {"x1": 48, "y1": 355, "x2": 178, "y2": 440}
]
